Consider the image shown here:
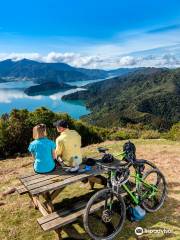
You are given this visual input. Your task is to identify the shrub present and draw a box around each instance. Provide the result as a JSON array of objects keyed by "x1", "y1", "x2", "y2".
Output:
[
  {"x1": 163, "y1": 122, "x2": 180, "y2": 141},
  {"x1": 110, "y1": 128, "x2": 139, "y2": 140},
  {"x1": 141, "y1": 130, "x2": 160, "y2": 139},
  {"x1": 0, "y1": 108, "x2": 109, "y2": 157}
]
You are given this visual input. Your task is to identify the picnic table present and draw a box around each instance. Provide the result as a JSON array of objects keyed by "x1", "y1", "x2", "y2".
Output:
[{"x1": 17, "y1": 166, "x2": 105, "y2": 239}]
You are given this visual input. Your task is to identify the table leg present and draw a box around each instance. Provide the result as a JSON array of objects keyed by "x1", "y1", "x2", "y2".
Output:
[
  {"x1": 31, "y1": 194, "x2": 63, "y2": 239},
  {"x1": 43, "y1": 192, "x2": 54, "y2": 213},
  {"x1": 88, "y1": 175, "x2": 107, "y2": 189},
  {"x1": 35, "y1": 198, "x2": 49, "y2": 216},
  {"x1": 28, "y1": 193, "x2": 38, "y2": 209},
  {"x1": 55, "y1": 229, "x2": 63, "y2": 240},
  {"x1": 50, "y1": 188, "x2": 65, "y2": 201}
]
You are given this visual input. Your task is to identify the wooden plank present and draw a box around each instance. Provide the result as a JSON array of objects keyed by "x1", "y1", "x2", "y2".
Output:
[
  {"x1": 55, "y1": 229, "x2": 63, "y2": 240},
  {"x1": 88, "y1": 175, "x2": 107, "y2": 189},
  {"x1": 30, "y1": 169, "x2": 103, "y2": 195},
  {"x1": 50, "y1": 188, "x2": 65, "y2": 201},
  {"x1": 39, "y1": 191, "x2": 129, "y2": 232},
  {"x1": 16, "y1": 185, "x2": 28, "y2": 195},
  {"x1": 24, "y1": 174, "x2": 73, "y2": 192},
  {"x1": 20, "y1": 171, "x2": 37, "y2": 179},
  {"x1": 23, "y1": 174, "x2": 69, "y2": 187},
  {"x1": 28, "y1": 193, "x2": 39, "y2": 209},
  {"x1": 43, "y1": 192, "x2": 54, "y2": 213},
  {"x1": 26, "y1": 177, "x2": 63, "y2": 190},
  {"x1": 40, "y1": 200, "x2": 105, "y2": 231},
  {"x1": 20, "y1": 169, "x2": 62, "y2": 183},
  {"x1": 35, "y1": 197, "x2": 49, "y2": 216},
  {"x1": 38, "y1": 200, "x2": 88, "y2": 225}
]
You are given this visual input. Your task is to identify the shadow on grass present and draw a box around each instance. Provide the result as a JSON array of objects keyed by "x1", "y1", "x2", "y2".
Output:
[{"x1": 53, "y1": 191, "x2": 179, "y2": 239}]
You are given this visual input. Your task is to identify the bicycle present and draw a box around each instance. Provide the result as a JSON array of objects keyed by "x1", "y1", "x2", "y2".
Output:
[{"x1": 83, "y1": 147, "x2": 167, "y2": 240}]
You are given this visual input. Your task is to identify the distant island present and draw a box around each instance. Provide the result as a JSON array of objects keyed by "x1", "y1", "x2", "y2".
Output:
[{"x1": 24, "y1": 82, "x2": 77, "y2": 96}]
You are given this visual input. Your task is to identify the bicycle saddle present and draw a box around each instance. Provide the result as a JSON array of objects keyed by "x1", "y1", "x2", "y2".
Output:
[{"x1": 97, "y1": 159, "x2": 129, "y2": 170}]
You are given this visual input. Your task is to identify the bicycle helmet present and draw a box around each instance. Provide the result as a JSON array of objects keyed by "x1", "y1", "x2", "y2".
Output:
[
  {"x1": 84, "y1": 157, "x2": 96, "y2": 166},
  {"x1": 101, "y1": 153, "x2": 114, "y2": 163}
]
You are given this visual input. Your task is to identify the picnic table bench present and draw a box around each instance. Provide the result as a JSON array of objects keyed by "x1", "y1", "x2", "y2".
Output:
[{"x1": 17, "y1": 166, "x2": 106, "y2": 239}]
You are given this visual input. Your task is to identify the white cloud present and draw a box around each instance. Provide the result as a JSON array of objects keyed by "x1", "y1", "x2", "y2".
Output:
[
  {"x1": 0, "y1": 52, "x2": 41, "y2": 62},
  {"x1": 118, "y1": 56, "x2": 136, "y2": 66},
  {"x1": 0, "y1": 89, "x2": 42, "y2": 103},
  {"x1": 1, "y1": 23, "x2": 180, "y2": 69},
  {"x1": 0, "y1": 46, "x2": 180, "y2": 69}
]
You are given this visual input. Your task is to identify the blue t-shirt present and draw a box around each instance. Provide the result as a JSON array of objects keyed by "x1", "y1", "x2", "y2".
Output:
[{"x1": 28, "y1": 137, "x2": 56, "y2": 173}]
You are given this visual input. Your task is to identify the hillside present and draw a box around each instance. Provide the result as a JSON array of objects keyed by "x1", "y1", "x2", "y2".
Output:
[
  {"x1": 0, "y1": 59, "x2": 88, "y2": 83},
  {"x1": 0, "y1": 59, "x2": 139, "y2": 83},
  {"x1": 0, "y1": 139, "x2": 179, "y2": 239},
  {"x1": 63, "y1": 68, "x2": 180, "y2": 130}
]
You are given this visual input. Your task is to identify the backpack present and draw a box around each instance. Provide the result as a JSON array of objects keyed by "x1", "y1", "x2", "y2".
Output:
[
  {"x1": 123, "y1": 141, "x2": 136, "y2": 163},
  {"x1": 127, "y1": 205, "x2": 146, "y2": 221}
]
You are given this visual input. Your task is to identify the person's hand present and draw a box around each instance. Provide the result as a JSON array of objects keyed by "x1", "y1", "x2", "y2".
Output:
[{"x1": 57, "y1": 156, "x2": 66, "y2": 167}]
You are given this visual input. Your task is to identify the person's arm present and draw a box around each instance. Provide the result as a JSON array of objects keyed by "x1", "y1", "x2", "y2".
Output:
[
  {"x1": 52, "y1": 149, "x2": 56, "y2": 160},
  {"x1": 51, "y1": 141, "x2": 56, "y2": 160},
  {"x1": 28, "y1": 143, "x2": 35, "y2": 159},
  {"x1": 55, "y1": 138, "x2": 64, "y2": 158}
]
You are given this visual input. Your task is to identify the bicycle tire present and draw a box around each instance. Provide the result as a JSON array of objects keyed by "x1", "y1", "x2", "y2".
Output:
[
  {"x1": 140, "y1": 168, "x2": 167, "y2": 213},
  {"x1": 83, "y1": 188, "x2": 126, "y2": 240}
]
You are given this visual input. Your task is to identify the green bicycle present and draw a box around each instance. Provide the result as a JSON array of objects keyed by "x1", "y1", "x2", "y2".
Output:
[{"x1": 83, "y1": 147, "x2": 167, "y2": 240}]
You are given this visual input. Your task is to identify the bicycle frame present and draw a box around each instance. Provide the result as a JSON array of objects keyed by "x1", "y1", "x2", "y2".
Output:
[
  {"x1": 106, "y1": 169, "x2": 158, "y2": 206},
  {"x1": 122, "y1": 172, "x2": 158, "y2": 205}
]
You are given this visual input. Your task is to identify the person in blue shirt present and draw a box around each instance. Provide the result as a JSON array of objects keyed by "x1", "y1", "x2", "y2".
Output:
[{"x1": 28, "y1": 124, "x2": 56, "y2": 173}]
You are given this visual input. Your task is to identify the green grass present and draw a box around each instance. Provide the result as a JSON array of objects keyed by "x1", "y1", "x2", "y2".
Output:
[{"x1": 0, "y1": 139, "x2": 180, "y2": 239}]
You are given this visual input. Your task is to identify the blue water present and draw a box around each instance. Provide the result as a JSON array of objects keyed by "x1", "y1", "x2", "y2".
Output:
[{"x1": 0, "y1": 79, "x2": 105, "y2": 119}]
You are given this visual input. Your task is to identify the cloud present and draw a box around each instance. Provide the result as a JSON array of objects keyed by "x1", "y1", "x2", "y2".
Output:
[
  {"x1": 118, "y1": 56, "x2": 136, "y2": 66},
  {"x1": 0, "y1": 45, "x2": 180, "y2": 69},
  {"x1": 134, "y1": 54, "x2": 180, "y2": 68},
  {"x1": 1, "y1": 22, "x2": 180, "y2": 70},
  {"x1": 147, "y1": 24, "x2": 180, "y2": 34},
  {"x1": 43, "y1": 52, "x2": 102, "y2": 68},
  {"x1": 0, "y1": 52, "x2": 42, "y2": 62},
  {"x1": 0, "y1": 89, "x2": 42, "y2": 103}
]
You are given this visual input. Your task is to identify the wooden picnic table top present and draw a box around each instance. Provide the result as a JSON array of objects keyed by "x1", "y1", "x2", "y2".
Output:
[
  {"x1": 17, "y1": 160, "x2": 129, "y2": 239},
  {"x1": 20, "y1": 167, "x2": 104, "y2": 196}
]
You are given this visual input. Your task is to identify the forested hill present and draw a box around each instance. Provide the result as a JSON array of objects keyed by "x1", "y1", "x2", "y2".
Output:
[
  {"x1": 0, "y1": 59, "x2": 138, "y2": 83},
  {"x1": 62, "y1": 68, "x2": 180, "y2": 130}
]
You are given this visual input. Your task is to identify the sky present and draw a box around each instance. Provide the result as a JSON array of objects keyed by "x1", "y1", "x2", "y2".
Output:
[{"x1": 0, "y1": 0, "x2": 180, "y2": 69}]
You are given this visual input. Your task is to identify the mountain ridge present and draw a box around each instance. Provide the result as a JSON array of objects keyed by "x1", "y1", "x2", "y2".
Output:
[{"x1": 0, "y1": 58, "x2": 140, "y2": 83}]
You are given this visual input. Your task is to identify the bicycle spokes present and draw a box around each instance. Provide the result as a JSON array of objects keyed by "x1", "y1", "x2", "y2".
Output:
[
  {"x1": 86, "y1": 190, "x2": 125, "y2": 239},
  {"x1": 140, "y1": 169, "x2": 167, "y2": 212}
]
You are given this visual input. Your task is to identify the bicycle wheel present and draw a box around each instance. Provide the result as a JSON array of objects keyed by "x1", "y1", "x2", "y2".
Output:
[
  {"x1": 83, "y1": 188, "x2": 126, "y2": 240},
  {"x1": 140, "y1": 169, "x2": 167, "y2": 212}
]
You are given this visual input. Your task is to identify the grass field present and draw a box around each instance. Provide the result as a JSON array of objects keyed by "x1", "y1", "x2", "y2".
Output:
[{"x1": 0, "y1": 139, "x2": 180, "y2": 240}]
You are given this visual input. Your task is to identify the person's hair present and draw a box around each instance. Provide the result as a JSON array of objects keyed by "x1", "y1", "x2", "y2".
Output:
[
  {"x1": 55, "y1": 120, "x2": 68, "y2": 129},
  {"x1": 33, "y1": 124, "x2": 47, "y2": 139}
]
